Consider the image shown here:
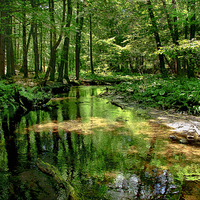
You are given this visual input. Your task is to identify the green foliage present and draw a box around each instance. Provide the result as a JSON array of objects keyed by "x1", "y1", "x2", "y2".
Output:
[
  {"x1": 0, "y1": 81, "x2": 16, "y2": 109},
  {"x1": 155, "y1": 39, "x2": 200, "y2": 59},
  {"x1": 0, "y1": 81, "x2": 52, "y2": 110},
  {"x1": 114, "y1": 75, "x2": 200, "y2": 114},
  {"x1": 19, "y1": 87, "x2": 52, "y2": 103}
]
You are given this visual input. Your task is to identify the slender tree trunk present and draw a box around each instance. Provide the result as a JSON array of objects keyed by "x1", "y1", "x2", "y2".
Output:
[
  {"x1": 49, "y1": 0, "x2": 57, "y2": 81},
  {"x1": 10, "y1": 39, "x2": 15, "y2": 75},
  {"x1": 188, "y1": 0, "x2": 196, "y2": 78},
  {"x1": 0, "y1": 5, "x2": 5, "y2": 77},
  {"x1": 6, "y1": 23, "x2": 14, "y2": 77},
  {"x1": 147, "y1": 0, "x2": 166, "y2": 77},
  {"x1": 3, "y1": 0, "x2": 15, "y2": 77},
  {"x1": 190, "y1": 0, "x2": 195, "y2": 40},
  {"x1": 171, "y1": 0, "x2": 181, "y2": 76},
  {"x1": 58, "y1": 0, "x2": 72, "y2": 83},
  {"x1": 32, "y1": 24, "x2": 39, "y2": 78},
  {"x1": 31, "y1": 0, "x2": 39, "y2": 78},
  {"x1": 40, "y1": 23, "x2": 43, "y2": 72},
  {"x1": 5, "y1": 14, "x2": 12, "y2": 77},
  {"x1": 20, "y1": 25, "x2": 33, "y2": 73},
  {"x1": 89, "y1": 14, "x2": 94, "y2": 74},
  {"x1": 75, "y1": 2, "x2": 80, "y2": 80},
  {"x1": 129, "y1": 58, "x2": 134, "y2": 73},
  {"x1": 75, "y1": 1, "x2": 84, "y2": 80},
  {"x1": 43, "y1": 0, "x2": 66, "y2": 84},
  {"x1": 23, "y1": 10, "x2": 28, "y2": 77}
]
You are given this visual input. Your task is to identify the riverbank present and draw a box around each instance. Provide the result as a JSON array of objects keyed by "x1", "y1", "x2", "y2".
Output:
[
  {"x1": 99, "y1": 86, "x2": 200, "y2": 145},
  {"x1": 3, "y1": 71, "x2": 200, "y2": 141}
]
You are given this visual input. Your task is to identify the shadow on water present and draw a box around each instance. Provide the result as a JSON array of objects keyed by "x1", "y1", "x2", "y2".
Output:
[{"x1": 0, "y1": 86, "x2": 199, "y2": 199}]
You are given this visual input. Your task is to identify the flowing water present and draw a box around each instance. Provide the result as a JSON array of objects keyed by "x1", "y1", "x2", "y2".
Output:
[{"x1": 0, "y1": 86, "x2": 199, "y2": 199}]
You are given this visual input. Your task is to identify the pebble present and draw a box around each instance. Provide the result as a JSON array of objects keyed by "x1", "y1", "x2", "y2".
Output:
[{"x1": 179, "y1": 138, "x2": 188, "y2": 144}]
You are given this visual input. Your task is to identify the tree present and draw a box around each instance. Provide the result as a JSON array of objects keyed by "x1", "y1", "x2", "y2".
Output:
[
  {"x1": 89, "y1": 13, "x2": 94, "y2": 74},
  {"x1": 44, "y1": 0, "x2": 66, "y2": 84},
  {"x1": 22, "y1": 0, "x2": 28, "y2": 78},
  {"x1": 0, "y1": 0, "x2": 5, "y2": 77},
  {"x1": 57, "y1": 0, "x2": 72, "y2": 83},
  {"x1": 146, "y1": 0, "x2": 166, "y2": 77},
  {"x1": 30, "y1": 0, "x2": 39, "y2": 79},
  {"x1": 75, "y1": 0, "x2": 84, "y2": 80},
  {"x1": 188, "y1": 0, "x2": 196, "y2": 78}
]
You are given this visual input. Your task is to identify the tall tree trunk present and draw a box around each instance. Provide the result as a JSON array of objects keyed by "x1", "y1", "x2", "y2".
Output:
[
  {"x1": 0, "y1": 4, "x2": 5, "y2": 77},
  {"x1": 31, "y1": 0, "x2": 39, "y2": 79},
  {"x1": 89, "y1": 14, "x2": 94, "y2": 74},
  {"x1": 188, "y1": 0, "x2": 196, "y2": 78},
  {"x1": 58, "y1": 0, "x2": 72, "y2": 83},
  {"x1": 10, "y1": 39, "x2": 15, "y2": 75},
  {"x1": 40, "y1": 23, "x2": 43, "y2": 72},
  {"x1": 5, "y1": 14, "x2": 12, "y2": 77},
  {"x1": 182, "y1": 17, "x2": 188, "y2": 75},
  {"x1": 190, "y1": 0, "x2": 195, "y2": 40},
  {"x1": 49, "y1": 0, "x2": 57, "y2": 81},
  {"x1": 21, "y1": 25, "x2": 33, "y2": 73},
  {"x1": 75, "y1": 1, "x2": 84, "y2": 80},
  {"x1": 32, "y1": 24, "x2": 39, "y2": 78},
  {"x1": 171, "y1": 0, "x2": 181, "y2": 76},
  {"x1": 147, "y1": 0, "x2": 166, "y2": 77},
  {"x1": 3, "y1": 0, "x2": 15, "y2": 77},
  {"x1": 23, "y1": 8, "x2": 28, "y2": 78},
  {"x1": 43, "y1": 0, "x2": 66, "y2": 84}
]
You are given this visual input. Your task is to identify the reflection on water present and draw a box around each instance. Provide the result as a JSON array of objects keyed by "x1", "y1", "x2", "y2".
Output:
[{"x1": 0, "y1": 86, "x2": 190, "y2": 199}]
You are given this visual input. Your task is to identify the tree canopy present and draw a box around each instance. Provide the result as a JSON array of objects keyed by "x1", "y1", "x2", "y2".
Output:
[{"x1": 0, "y1": 0, "x2": 199, "y2": 80}]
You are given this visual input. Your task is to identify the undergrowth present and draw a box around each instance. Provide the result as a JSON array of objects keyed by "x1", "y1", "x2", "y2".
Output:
[
  {"x1": 0, "y1": 81, "x2": 16, "y2": 109},
  {"x1": 81, "y1": 70, "x2": 200, "y2": 114},
  {"x1": 114, "y1": 75, "x2": 200, "y2": 114},
  {"x1": 0, "y1": 81, "x2": 52, "y2": 110}
]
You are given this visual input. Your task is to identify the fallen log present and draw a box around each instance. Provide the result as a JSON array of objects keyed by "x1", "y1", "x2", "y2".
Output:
[
  {"x1": 111, "y1": 100, "x2": 124, "y2": 109},
  {"x1": 36, "y1": 158, "x2": 80, "y2": 200}
]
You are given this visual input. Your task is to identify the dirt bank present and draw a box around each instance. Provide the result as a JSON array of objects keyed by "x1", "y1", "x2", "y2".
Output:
[{"x1": 101, "y1": 90, "x2": 200, "y2": 145}]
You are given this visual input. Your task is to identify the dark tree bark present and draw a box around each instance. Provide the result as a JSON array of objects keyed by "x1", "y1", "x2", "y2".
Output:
[
  {"x1": 89, "y1": 14, "x2": 94, "y2": 74},
  {"x1": 171, "y1": 0, "x2": 181, "y2": 76},
  {"x1": 57, "y1": 0, "x2": 72, "y2": 83},
  {"x1": 43, "y1": 0, "x2": 66, "y2": 84},
  {"x1": 20, "y1": 25, "x2": 33, "y2": 73},
  {"x1": 0, "y1": 3, "x2": 5, "y2": 77},
  {"x1": 129, "y1": 59, "x2": 134, "y2": 73},
  {"x1": 23, "y1": 4, "x2": 28, "y2": 78},
  {"x1": 75, "y1": 1, "x2": 84, "y2": 80},
  {"x1": 5, "y1": 14, "x2": 12, "y2": 77},
  {"x1": 39, "y1": 22, "x2": 43, "y2": 72},
  {"x1": 4, "y1": 0, "x2": 15, "y2": 77},
  {"x1": 49, "y1": 0, "x2": 57, "y2": 81},
  {"x1": 147, "y1": 0, "x2": 166, "y2": 77},
  {"x1": 188, "y1": 0, "x2": 196, "y2": 78},
  {"x1": 190, "y1": 0, "x2": 195, "y2": 40},
  {"x1": 31, "y1": 0, "x2": 39, "y2": 79},
  {"x1": 32, "y1": 24, "x2": 39, "y2": 78}
]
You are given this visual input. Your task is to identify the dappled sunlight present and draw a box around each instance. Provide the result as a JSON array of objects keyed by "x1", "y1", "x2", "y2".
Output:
[{"x1": 29, "y1": 117, "x2": 125, "y2": 135}]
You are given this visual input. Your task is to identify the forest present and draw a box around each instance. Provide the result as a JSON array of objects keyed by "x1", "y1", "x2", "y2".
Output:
[
  {"x1": 0, "y1": 0, "x2": 200, "y2": 114},
  {"x1": 1, "y1": 1, "x2": 200, "y2": 199}
]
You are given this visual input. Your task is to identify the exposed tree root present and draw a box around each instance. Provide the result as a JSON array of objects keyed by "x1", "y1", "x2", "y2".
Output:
[{"x1": 36, "y1": 158, "x2": 80, "y2": 200}]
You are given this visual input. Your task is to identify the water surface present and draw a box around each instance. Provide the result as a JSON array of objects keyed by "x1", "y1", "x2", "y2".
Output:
[{"x1": 0, "y1": 86, "x2": 187, "y2": 199}]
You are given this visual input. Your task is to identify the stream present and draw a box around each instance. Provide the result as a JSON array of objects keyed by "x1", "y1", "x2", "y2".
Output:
[{"x1": 0, "y1": 86, "x2": 199, "y2": 199}]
